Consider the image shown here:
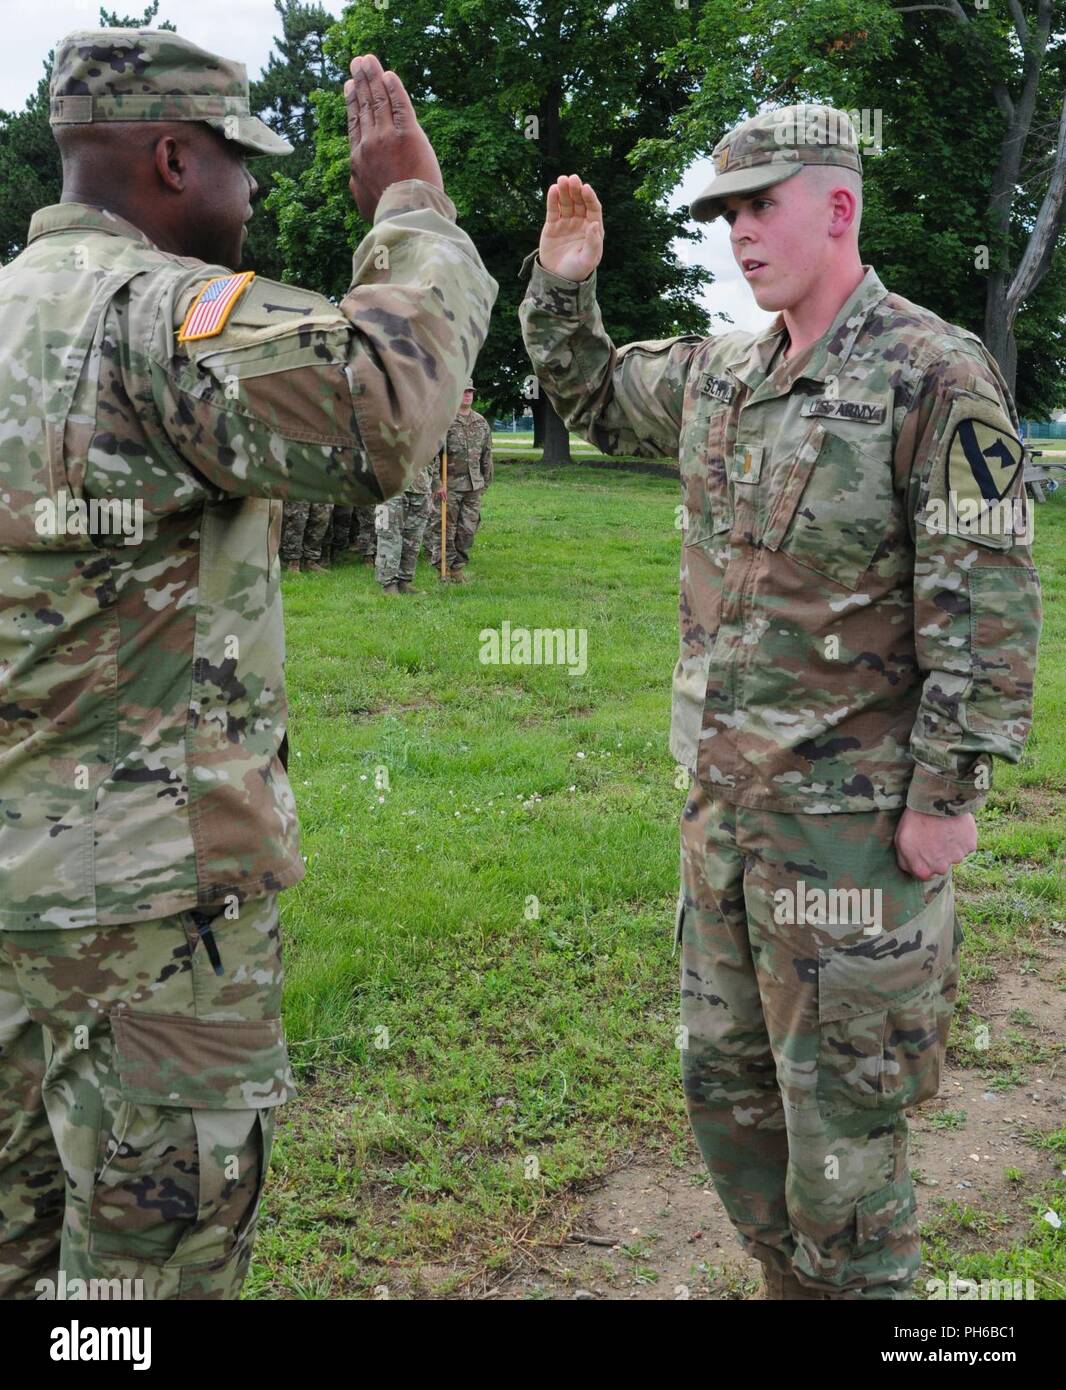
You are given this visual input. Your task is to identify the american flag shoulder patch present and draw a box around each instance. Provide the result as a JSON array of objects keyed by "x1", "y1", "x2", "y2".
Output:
[{"x1": 178, "y1": 271, "x2": 256, "y2": 344}]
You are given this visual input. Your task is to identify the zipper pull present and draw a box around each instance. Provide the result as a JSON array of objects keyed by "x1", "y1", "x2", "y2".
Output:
[{"x1": 190, "y1": 910, "x2": 225, "y2": 976}]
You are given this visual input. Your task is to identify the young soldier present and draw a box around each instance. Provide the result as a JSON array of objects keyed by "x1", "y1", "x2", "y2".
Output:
[{"x1": 519, "y1": 105, "x2": 1041, "y2": 1300}]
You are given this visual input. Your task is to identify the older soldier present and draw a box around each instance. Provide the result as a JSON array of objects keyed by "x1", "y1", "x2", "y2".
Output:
[
  {"x1": 281, "y1": 500, "x2": 335, "y2": 574},
  {"x1": 0, "y1": 29, "x2": 495, "y2": 1300},
  {"x1": 431, "y1": 381, "x2": 493, "y2": 582},
  {"x1": 520, "y1": 106, "x2": 1041, "y2": 1301},
  {"x1": 376, "y1": 461, "x2": 435, "y2": 594}
]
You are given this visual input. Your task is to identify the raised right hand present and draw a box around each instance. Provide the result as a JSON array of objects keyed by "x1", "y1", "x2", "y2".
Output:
[
  {"x1": 346, "y1": 54, "x2": 443, "y2": 222},
  {"x1": 538, "y1": 174, "x2": 604, "y2": 283}
]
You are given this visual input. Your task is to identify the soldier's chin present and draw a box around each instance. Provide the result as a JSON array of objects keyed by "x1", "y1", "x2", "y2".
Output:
[{"x1": 750, "y1": 278, "x2": 786, "y2": 311}]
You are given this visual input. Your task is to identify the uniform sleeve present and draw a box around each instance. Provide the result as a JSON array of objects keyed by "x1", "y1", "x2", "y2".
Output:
[
  {"x1": 518, "y1": 254, "x2": 702, "y2": 458},
  {"x1": 150, "y1": 181, "x2": 498, "y2": 506},
  {"x1": 899, "y1": 348, "x2": 1042, "y2": 816},
  {"x1": 480, "y1": 418, "x2": 493, "y2": 484}
]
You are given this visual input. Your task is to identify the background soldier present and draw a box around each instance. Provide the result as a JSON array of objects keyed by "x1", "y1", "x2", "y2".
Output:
[
  {"x1": 281, "y1": 500, "x2": 335, "y2": 573},
  {"x1": 328, "y1": 503, "x2": 377, "y2": 566},
  {"x1": 520, "y1": 108, "x2": 1041, "y2": 1301},
  {"x1": 376, "y1": 460, "x2": 434, "y2": 594},
  {"x1": 0, "y1": 30, "x2": 495, "y2": 1300},
  {"x1": 431, "y1": 380, "x2": 493, "y2": 582},
  {"x1": 353, "y1": 505, "x2": 379, "y2": 564}
]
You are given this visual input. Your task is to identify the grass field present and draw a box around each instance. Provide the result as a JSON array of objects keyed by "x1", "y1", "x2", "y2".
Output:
[{"x1": 249, "y1": 459, "x2": 1065, "y2": 1300}]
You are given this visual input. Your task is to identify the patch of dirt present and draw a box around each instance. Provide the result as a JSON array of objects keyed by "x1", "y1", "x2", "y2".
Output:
[
  {"x1": 987, "y1": 785, "x2": 1066, "y2": 821},
  {"x1": 477, "y1": 941, "x2": 1066, "y2": 1300}
]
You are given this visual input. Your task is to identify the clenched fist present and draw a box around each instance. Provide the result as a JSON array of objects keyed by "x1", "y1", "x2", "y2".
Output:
[
  {"x1": 345, "y1": 55, "x2": 443, "y2": 222},
  {"x1": 538, "y1": 174, "x2": 604, "y2": 283},
  {"x1": 895, "y1": 808, "x2": 977, "y2": 880}
]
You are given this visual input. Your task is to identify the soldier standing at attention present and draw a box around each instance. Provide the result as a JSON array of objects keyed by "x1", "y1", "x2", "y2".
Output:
[
  {"x1": 376, "y1": 459, "x2": 435, "y2": 594},
  {"x1": 520, "y1": 106, "x2": 1041, "y2": 1300},
  {"x1": 0, "y1": 29, "x2": 495, "y2": 1300},
  {"x1": 280, "y1": 500, "x2": 335, "y2": 574},
  {"x1": 431, "y1": 381, "x2": 493, "y2": 582}
]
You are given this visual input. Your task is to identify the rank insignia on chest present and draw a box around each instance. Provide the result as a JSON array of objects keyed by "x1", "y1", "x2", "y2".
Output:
[
  {"x1": 801, "y1": 396, "x2": 887, "y2": 423},
  {"x1": 697, "y1": 372, "x2": 735, "y2": 404},
  {"x1": 731, "y1": 443, "x2": 764, "y2": 484}
]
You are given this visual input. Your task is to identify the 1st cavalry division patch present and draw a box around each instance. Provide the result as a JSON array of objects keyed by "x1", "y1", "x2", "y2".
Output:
[
  {"x1": 178, "y1": 271, "x2": 256, "y2": 343},
  {"x1": 947, "y1": 416, "x2": 1023, "y2": 506},
  {"x1": 943, "y1": 414, "x2": 1027, "y2": 545}
]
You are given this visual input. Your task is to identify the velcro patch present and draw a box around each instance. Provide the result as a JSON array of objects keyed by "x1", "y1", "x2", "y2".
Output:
[
  {"x1": 732, "y1": 442, "x2": 764, "y2": 484},
  {"x1": 933, "y1": 410, "x2": 1027, "y2": 548},
  {"x1": 948, "y1": 417, "x2": 1023, "y2": 504},
  {"x1": 698, "y1": 372, "x2": 735, "y2": 404},
  {"x1": 801, "y1": 397, "x2": 886, "y2": 424},
  {"x1": 178, "y1": 271, "x2": 256, "y2": 343}
]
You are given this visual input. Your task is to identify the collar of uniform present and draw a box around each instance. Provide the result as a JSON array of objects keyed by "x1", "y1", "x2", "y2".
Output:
[
  {"x1": 722, "y1": 264, "x2": 888, "y2": 393},
  {"x1": 27, "y1": 201, "x2": 159, "y2": 249}
]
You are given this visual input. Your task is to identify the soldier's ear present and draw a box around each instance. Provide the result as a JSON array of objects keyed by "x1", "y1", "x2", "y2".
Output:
[{"x1": 154, "y1": 134, "x2": 187, "y2": 193}]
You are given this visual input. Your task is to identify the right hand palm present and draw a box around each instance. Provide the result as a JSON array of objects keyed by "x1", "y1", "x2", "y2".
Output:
[
  {"x1": 538, "y1": 175, "x2": 604, "y2": 282},
  {"x1": 346, "y1": 54, "x2": 443, "y2": 222}
]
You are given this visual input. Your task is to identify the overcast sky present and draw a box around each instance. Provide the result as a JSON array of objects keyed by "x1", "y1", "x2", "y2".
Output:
[{"x1": 9, "y1": 0, "x2": 771, "y2": 333}]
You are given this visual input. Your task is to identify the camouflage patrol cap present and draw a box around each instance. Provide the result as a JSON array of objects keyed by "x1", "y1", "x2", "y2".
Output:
[
  {"x1": 464, "y1": 379, "x2": 474, "y2": 390},
  {"x1": 49, "y1": 29, "x2": 293, "y2": 158},
  {"x1": 689, "y1": 104, "x2": 862, "y2": 223}
]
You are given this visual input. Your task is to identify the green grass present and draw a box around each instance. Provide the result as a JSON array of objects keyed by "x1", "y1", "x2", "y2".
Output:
[{"x1": 247, "y1": 463, "x2": 1066, "y2": 1299}]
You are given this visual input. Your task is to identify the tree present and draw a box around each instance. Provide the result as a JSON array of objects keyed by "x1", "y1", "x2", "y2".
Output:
[
  {"x1": 631, "y1": 0, "x2": 1066, "y2": 415},
  {"x1": 244, "y1": 1, "x2": 342, "y2": 282},
  {"x1": 97, "y1": 1, "x2": 174, "y2": 24},
  {"x1": 268, "y1": 0, "x2": 714, "y2": 463}
]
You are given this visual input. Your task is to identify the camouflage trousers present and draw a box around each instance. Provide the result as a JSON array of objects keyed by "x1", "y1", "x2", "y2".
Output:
[
  {"x1": 428, "y1": 487, "x2": 483, "y2": 571},
  {"x1": 678, "y1": 781, "x2": 960, "y2": 1299},
  {"x1": 279, "y1": 500, "x2": 333, "y2": 566},
  {"x1": 325, "y1": 504, "x2": 378, "y2": 563},
  {"x1": 375, "y1": 491, "x2": 432, "y2": 586},
  {"x1": 0, "y1": 895, "x2": 292, "y2": 1300}
]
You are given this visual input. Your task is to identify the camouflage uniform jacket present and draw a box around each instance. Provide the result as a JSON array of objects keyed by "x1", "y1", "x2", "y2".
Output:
[
  {"x1": 520, "y1": 259, "x2": 1041, "y2": 817},
  {"x1": 435, "y1": 410, "x2": 493, "y2": 491},
  {"x1": 0, "y1": 181, "x2": 496, "y2": 929}
]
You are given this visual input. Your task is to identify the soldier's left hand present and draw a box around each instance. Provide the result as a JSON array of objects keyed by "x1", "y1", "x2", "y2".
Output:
[{"x1": 894, "y1": 808, "x2": 977, "y2": 880}]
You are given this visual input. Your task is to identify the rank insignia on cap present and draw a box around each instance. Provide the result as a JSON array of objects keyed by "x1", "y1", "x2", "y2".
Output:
[
  {"x1": 178, "y1": 271, "x2": 256, "y2": 343},
  {"x1": 947, "y1": 416, "x2": 1023, "y2": 506}
]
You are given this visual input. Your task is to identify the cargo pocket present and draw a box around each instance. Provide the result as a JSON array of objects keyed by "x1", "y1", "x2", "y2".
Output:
[
  {"x1": 965, "y1": 565, "x2": 1041, "y2": 741},
  {"x1": 89, "y1": 1009, "x2": 293, "y2": 1268},
  {"x1": 854, "y1": 1174, "x2": 917, "y2": 1253},
  {"x1": 817, "y1": 887, "x2": 957, "y2": 1114}
]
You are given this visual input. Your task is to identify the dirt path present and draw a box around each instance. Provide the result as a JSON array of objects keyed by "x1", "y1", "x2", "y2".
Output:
[{"x1": 472, "y1": 939, "x2": 1066, "y2": 1300}]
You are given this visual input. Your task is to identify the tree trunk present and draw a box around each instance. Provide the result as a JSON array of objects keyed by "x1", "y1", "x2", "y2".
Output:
[
  {"x1": 983, "y1": 273, "x2": 1017, "y2": 398},
  {"x1": 533, "y1": 395, "x2": 544, "y2": 448},
  {"x1": 540, "y1": 396, "x2": 572, "y2": 465}
]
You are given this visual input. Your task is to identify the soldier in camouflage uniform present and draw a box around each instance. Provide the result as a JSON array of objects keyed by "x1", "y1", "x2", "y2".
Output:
[
  {"x1": 0, "y1": 30, "x2": 495, "y2": 1300},
  {"x1": 520, "y1": 107, "x2": 1041, "y2": 1300},
  {"x1": 376, "y1": 461, "x2": 435, "y2": 594},
  {"x1": 328, "y1": 503, "x2": 376, "y2": 567},
  {"x1": 428, "y1": 381, "x2": 493, "y2": 582},
  {"x1": 280, "y1": 500, "x2": 335, "y2": 573}
]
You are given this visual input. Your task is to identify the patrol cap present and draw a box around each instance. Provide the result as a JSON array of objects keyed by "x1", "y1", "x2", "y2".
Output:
[
  {"x1": 689, "y1": 104, "x2": 862, "y2": 223},
  {"x1": 49, "y1": 29, "x2": 293, "y2": 158},
  {"x1": 464, "y1": 379, "x2": 474, "y2": 390}
]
